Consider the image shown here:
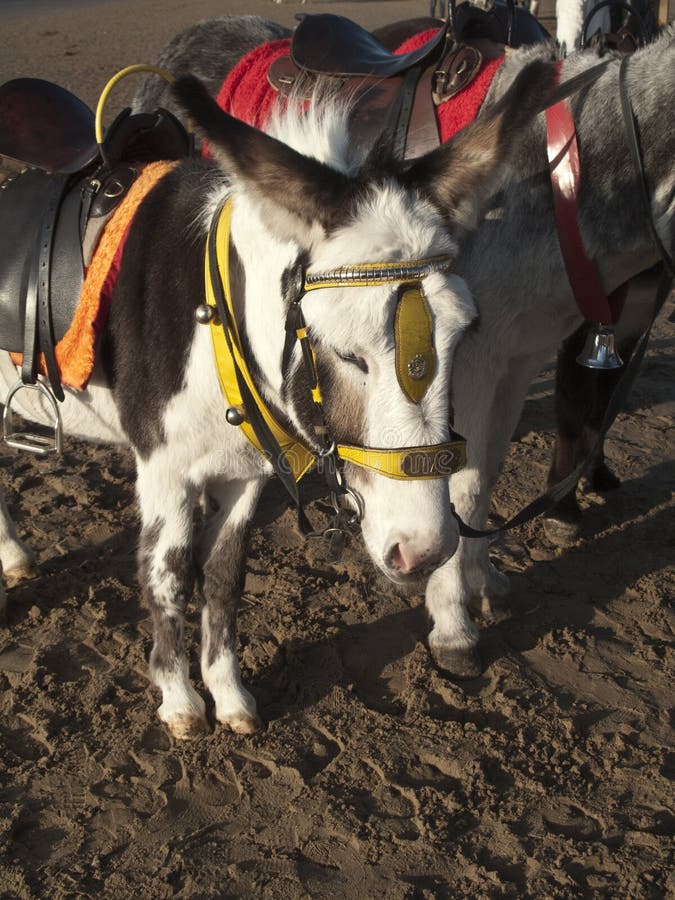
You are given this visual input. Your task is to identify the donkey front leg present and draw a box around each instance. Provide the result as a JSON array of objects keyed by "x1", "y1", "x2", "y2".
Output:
[
  {"x1": 198, "y1": 477, "x2": 264, "y2": 734},
  {"x1": 426, "y1": 353, "x2": 547, "y2": 678},
  {"x1": 136, "y1": 461, "x2": 207, "y2": 739}
]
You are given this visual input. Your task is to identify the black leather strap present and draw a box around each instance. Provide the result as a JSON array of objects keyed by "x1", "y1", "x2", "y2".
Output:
[
  {"x1": 21, "y1": 173, "x2": 69, "y2": 399},
  {"x1": 21, "y1": 232, "x2": 41, "y2": 385},
  {"x1": 37, "y1": 175, "x2": 69, "y2": 401},
  {"x1": 389, "y1": 65, "x2": 424, "y2": 160}
]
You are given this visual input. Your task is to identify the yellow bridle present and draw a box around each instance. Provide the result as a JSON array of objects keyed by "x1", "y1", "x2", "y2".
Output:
[{"x1": 201, "y1": 199, "x2": 467, "y2": 484}]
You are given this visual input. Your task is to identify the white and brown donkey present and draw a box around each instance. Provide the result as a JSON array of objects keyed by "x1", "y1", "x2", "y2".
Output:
[{"x1": 0, "y1": 62, "x2": 554, "y2": 737}]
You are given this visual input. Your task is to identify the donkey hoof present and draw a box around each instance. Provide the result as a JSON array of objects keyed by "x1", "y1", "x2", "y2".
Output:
[
  {"x1": 4, "y1": 562, "x2": 39, "y2": 587},
  {"x1": 542, "y1": 515, "x2": 580, "y2": 547},
  {"x1": 165, "y1": 713, "x2": 210, "y2": 741},
  {"x1": 430, "y1": 643, "x2": 482, "y2": 679},
  {"x1": 220, "y1": 712, "x2": 263, "y2": 735}
]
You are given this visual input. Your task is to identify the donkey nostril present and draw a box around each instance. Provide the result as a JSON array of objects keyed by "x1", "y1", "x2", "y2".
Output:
[{"x1": 389, "y1": 542, "x2": 405, "y2": 571}]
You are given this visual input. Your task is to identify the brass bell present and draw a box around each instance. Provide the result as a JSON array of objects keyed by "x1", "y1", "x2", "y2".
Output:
[{"x1": 576, "y1": 324, "x2": 623, "y2": 370}]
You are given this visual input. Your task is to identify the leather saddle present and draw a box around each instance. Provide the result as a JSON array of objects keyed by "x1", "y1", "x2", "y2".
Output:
[
  {"x1": 0, "y1": 77, "x2": 191, "y2": 401},
  {"x1": 268, "y1": 4, "x2": 550, "y2": 159}
]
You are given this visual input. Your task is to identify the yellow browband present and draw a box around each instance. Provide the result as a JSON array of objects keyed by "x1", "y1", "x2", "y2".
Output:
[
  {"x1": 204, "y1": 200, "x2": 466, "y2": 482},
  {"x1": 303, "y1": 256, "x2": 453, "y2": 292}
]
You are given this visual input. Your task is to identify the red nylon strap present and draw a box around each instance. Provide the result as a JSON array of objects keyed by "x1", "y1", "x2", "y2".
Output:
[{"x1": 546, "y1": 66, "x2": 625, "y2": 324}]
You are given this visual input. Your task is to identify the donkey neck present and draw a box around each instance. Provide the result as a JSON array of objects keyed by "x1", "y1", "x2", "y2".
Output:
[{"x1": 228, "y1": 196, "x2": 302, "y2": 401}]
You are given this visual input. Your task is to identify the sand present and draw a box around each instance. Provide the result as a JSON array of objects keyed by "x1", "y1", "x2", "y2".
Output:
[{"x1": 0, "y1": 2, "x2": 673, "y2": 897}]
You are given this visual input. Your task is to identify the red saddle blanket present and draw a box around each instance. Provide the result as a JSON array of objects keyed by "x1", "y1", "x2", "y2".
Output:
[{"x1": 215, "y1": 30, "x2": 504, "y2": 143}]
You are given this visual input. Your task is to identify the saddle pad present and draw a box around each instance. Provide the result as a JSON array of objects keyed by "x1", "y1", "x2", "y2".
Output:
[
  {"x1": 10, "y1": 160, "x2": 177, "y2": 391},
  {"x1": 214, "y1": 30, "x2": 503, "y2": 144}
]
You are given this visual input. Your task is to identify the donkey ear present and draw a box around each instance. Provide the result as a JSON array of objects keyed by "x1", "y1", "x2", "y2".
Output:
[
  {"x1": 172, "y1": 75, "x2": 355, "y2": 241},
  {"x1": 401, "y1": 60, "x2": 556, "y2": 230}
]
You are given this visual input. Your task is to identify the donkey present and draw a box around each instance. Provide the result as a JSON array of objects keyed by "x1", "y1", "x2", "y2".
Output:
[
  {"x1": 133, "y1": 19, "x2": 674, "y2": 679},
  {"x1": 0, "y1": 59, "x2": 557, "y2": 736}
]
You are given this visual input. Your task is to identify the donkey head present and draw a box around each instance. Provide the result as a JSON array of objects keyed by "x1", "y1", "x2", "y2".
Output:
[{"x1": 174, "y1": 61, "x2": 554, "y2": 583}]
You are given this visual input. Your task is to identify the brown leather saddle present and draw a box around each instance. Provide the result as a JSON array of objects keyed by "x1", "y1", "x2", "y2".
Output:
[
  {"x1": 268, "y1": 5, "x2": 550, "y2": 159},
  {"x1": 0, "y1": 77, "x2": 191, "y2": 402}
]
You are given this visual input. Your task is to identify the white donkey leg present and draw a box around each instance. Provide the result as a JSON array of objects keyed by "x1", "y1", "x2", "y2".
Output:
[
  {"x1": 136, "y1": 460, "x2": 207, "y2": 740},
  {"x1": 197, "y1": 477, "x2": 264, "y2": 734},
  {"x1": 427, "y1": 354, "x2": 547, "y2": 677},
  {"x1": 0, "y1": 490, "x2": 37, "y2": 583}
]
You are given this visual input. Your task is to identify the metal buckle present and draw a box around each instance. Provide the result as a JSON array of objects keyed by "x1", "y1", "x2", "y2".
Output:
[
  {"x1": 331, "y1": 486, "x2": 363, "y2": 524},
  {"x1": 2, "y1": 381, "x2": 63, "y2": 456}
]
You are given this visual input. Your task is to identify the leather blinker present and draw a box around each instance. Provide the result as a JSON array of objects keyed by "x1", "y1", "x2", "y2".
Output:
[{"x1": 394, "y1": 282, "x2": 436, "y2": 403}]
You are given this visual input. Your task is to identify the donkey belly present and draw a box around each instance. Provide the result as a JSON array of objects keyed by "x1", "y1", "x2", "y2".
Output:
[{"x1": 0, "y1": 352, "x2": 127, "y2": 445}]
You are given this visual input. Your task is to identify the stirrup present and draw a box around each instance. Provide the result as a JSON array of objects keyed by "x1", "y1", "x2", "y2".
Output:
[{"x1": 2, "y1": 381, "x2": 63, "y2": 456}]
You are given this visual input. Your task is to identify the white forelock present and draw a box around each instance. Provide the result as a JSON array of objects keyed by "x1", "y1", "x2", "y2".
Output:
[{"x1": 314, "y1": 181, "x2": 455, "y2": 269}]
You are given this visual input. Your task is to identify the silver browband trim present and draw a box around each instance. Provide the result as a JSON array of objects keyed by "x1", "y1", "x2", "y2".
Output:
[{"x1": 303, "y1": 255, "x2": 454, "y2": 291}]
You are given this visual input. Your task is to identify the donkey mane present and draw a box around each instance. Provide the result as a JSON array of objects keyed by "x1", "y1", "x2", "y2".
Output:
[{"x1": 267, "y1": 91, "x2": 360, "y2": 176}]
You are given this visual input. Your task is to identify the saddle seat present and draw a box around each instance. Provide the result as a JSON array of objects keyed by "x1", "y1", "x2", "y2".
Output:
[
  {"x1": 290, "y1": 13, "x2": 449, "y2": 77},
  {"x1": 0, "y1": 78, "x2": 98, "y2": 175}
]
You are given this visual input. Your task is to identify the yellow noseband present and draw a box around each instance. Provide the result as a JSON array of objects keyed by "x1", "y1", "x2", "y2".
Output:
[{"x1": 336, "y1": 440, "x2": 466, "y2": 479}]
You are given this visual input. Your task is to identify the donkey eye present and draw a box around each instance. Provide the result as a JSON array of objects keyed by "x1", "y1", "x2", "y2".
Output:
[{"x1": 337, "y1": 351, "x2": 368, "y2": 374}]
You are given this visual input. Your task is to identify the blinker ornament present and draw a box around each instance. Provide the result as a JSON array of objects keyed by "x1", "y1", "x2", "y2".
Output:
[{"x1": 394, "y1": 284, "x2": 436, "y2": 403}]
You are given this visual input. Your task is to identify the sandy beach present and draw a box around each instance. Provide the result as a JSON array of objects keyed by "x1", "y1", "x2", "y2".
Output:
[{"x1": 0, "y1": 2, "x2": 672, "y2": 897}]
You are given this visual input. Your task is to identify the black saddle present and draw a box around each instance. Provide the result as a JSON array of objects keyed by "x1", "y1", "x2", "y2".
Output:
[
  {"x1": 290, "y1": 2, "x2": 550, "y2": 78},
  {"x1": 0, "y1": 76, "x2": 191, "y2": 400},
  {"x1": 291, "y1": 13, "x2": 449, "y2": 77},
  {"x1": 272, "y1": 14, "x2": 472, "y2": 160},
  {"x1": 271, "y1": 4, "x2": 549, "y2": 161}
]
